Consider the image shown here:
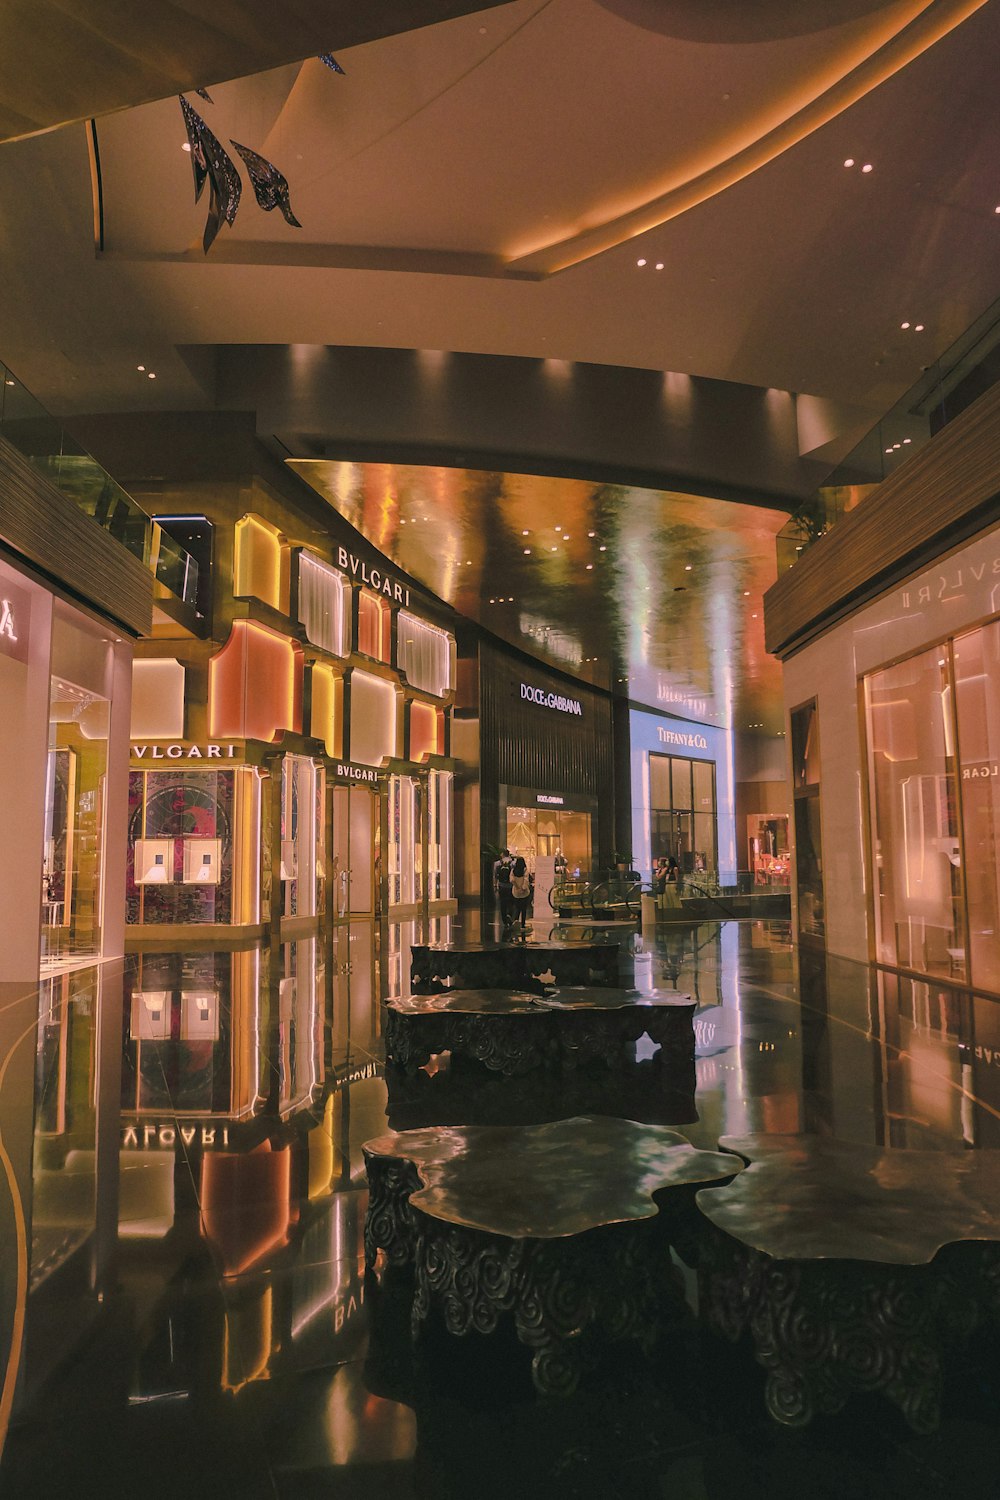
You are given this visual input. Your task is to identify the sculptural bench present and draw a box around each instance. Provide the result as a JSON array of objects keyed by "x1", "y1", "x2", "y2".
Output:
[
  {"x1": 383, "y1": 986, "x2": 696, "y2": 1079},
  {"x1": 363, "y1": 1116, "x2": 741, "y2": 1396},
  {"x1": 696, "y1": 1133, "x2": 1000, "y2": 1433}
]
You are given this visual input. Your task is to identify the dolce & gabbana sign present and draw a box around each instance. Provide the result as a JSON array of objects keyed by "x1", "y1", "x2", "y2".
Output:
[
  {"x1": 336, "y1": 545, "x2": 411, "y2": 606},
  {"x1": 519, "y1": 682, "x2": 583, "y2": 717}
]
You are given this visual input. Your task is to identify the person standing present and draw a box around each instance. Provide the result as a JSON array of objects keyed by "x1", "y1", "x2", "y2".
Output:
[
  {"x1": 510, "y1": 856, "x2": 533, "y2": 934},
  {"x1": 494, "y1": 848, "x2": 514, "y2": 930}
]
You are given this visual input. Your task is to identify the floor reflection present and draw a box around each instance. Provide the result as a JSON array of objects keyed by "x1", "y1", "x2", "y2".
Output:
[{"x1": 1, "y1": 919, "x2": 1000, "y2": 1495}]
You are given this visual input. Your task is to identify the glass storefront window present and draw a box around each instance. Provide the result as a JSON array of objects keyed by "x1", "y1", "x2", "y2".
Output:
[
  {"x1": 954, "y1": 622, "x2": 1000, "y2": 991},
  {"x1": 397, "y1": 613, "x2": 453, "y2": 697},
  {"x1": 389, "y1": 774, "x2": 417, "y2": 906},
  {"x1": 42, "y1": 675, "x2": 109, "y2": 966},
  {"x1": 791, "y1": 703, "x2": 824, "y2": 943},
  {"x1": 504, "y1": 801, "x2": 593, "y2": 875},
  {"x1": 648, "y1": 753, "x2": 717, "y2": 877},
  {"x1": 357, "y1": 591, "x2": 390, "y2": 662},
  {"x1": 864, "y1": 649, "x2": 965, "y2": 979},
  {"x1": 429, "y1": 770, "x2": 453, "y2": 899},
  {"x1": 280, "y1": 756, "x2": 323, "y2": 919}
]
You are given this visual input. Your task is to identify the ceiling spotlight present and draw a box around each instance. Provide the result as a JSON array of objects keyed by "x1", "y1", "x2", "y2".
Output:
[
  {"x1": 914, "y1": 324, "x2": 924, "y2": 332},
  {"x1": 554, "y1": 525, "x2": 562, "y2": 532},
  {"x1": 743, "y1": 591, "x2": 750, "y2": 596},
  {"x1": 137, "y1": 364, "x2": 145, "y2": 371},
  {"x1": 523, "y1": 548, "x2": 531, "y2": 554},
  {"x1": 900, "y1": 321, "x2": 910, "y2": 330},
  {"x1": 861, "y1": 163, "x2": 873, "y2": 173},
  {"x1": 655, "y1": 262, "x2": 664, "y2": 271},
  {"x1": 885, "y1": 446, "x2": 892, "y2": 454},
  {"x1": 636, "y1": 258, "x2": 647, "y2": 267},
  {"x1": 522, "y1": 529, "x2": 529, "y2": 535},
  {"x1": 588, "y1": 531, "x2": 596, "y2": 538},
  {"x1": 893, "y1": 442, "x2": 901, "y2": 449},
  {"x1": 182, "y1": 143, "x2": 192, "y2": 153},
  {"x1": 685, "y1": 564, "x2": 692, "y2": 571},
  {"x1": 586, "y1": 563, "x2": 593, "y2": 570},
  {"x1": 599, "y1": 545, "x2": 607, "y2": 551},
  {"x1": 843, "y1": 157, "x2": 855, "y2": 168},
  {"x1": 903, "y1": 437, "x2": 912, "y2": 444},
  {"x1": 551, "y1": 546, "x2": 557, "y2": 552},
  {"x1": 148, "y1": 372, "x2": 156, "y2": 379},
  {"x1": 563, "y1": 534, "x2": 571, "y2": 540},
  {"x1": 489, "y1": 597, "x2": 495, "y2": 604}
]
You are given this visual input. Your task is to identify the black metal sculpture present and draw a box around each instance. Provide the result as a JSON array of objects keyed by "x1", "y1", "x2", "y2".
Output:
[
  {"x1": 230, "y1": 140, "x2": 302, "y2": 228},
  {"x1": 319, "y1": 53, "x2": 345, "y2": 73},
  {"x1": 178, "y1": 95, "x2": 241, "y2": 252}
]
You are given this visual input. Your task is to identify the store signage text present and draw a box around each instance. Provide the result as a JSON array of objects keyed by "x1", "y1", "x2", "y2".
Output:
[
  {"x1": 658, "y1": 727, "x2": 709, "y2": 750},
  {"x1": 657, "y1": 683, "x2": 708, "y2": 717},
  {"x1": 537, "y1": 794, "x2": 564, "y2": 805},
  {"x1": 900, "y1": 557, "x2": 1000, "y2": 610},
  {"x1": 132, "y1": 743, "x2": 239, "y2": 760},
  {"x1": 336, "y1": 545, "x2": 410, "y2": 606},
  {"x1": 520, "y1": 683, "x2": 583, "y2": 716},
  {"x1": 963, "y1": 763, "x2": 1000, "y2": 780},
  {"x1": 0, "y1": 582, "x2": 30, "y2": 663},
  {"x1": 122, "y1": 1123, "x2": 230, "y2": 1148},
  {"x1": 334, "y1": 762, "x2": 380, "y2": 785}
]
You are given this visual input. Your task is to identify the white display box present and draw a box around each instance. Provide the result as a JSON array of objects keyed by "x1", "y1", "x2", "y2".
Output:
[
  {"x1": 135, "y1": 839, "x2": 174, "y2": 884},
  {"x1": 182, "y1": 837, "x2": 222, "y2": 884},
  {"x1": 131, "y1": 990, "x2": 171, "y2": 1040},
  {"x1": 181, "y1": 990, "x2": 220, "y2": 1040}
]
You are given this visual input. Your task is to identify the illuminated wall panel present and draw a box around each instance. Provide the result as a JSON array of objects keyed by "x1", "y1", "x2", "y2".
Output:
[
  {"x1": 208, "y1": 621, "x2": 303, "y2": 743},
  {"x1": 233, "y1": 514, "x2": 289, "y2": 612},
  {"x1": 357, "y1": 591, "x2": 391, "y2": 662},
  {"x1": 298, "y1": 552, "x2": 349, "y2": 657},
  {"x1": 409, "y1": 700, "x2": 444, "y2": 761},
  {"x1": 350, "y1": 671, "x2": 398, "y2": 766},
  {"x1": 130, "y1": 658, "x2": 185, "y2": 740},
  {"x1": 310, "y1": 663, "x2": 343, "y2": 759},
  {"x1": 398, "y1": 612, "x2": 454, "y2": 697}
]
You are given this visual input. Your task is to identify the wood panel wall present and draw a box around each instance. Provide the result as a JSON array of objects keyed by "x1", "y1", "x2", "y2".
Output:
[
  {"x1": 0, "y1": 435, "x2": 152, "y2": 635},
  {"x1": 765, "y1": 380, "x2": 1000, "y2": 659}
]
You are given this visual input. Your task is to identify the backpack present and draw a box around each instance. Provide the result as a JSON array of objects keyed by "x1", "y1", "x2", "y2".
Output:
[
  {"x1": 497, "y1": 862, "x2": 512, "y2": 889},
  {"x1": 511, "y1": 872, "x2": 531, "y2": 899}
]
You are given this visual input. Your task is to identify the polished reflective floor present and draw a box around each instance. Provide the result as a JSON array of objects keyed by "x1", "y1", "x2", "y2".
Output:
[{"x1": 2, "y1": 917, "x2": 999, "y2": 1497}]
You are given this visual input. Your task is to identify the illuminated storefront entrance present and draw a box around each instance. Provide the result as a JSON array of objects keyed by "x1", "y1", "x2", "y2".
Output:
[{"x1": 503, "y1": 789, "x2": 594, "y2": 875}]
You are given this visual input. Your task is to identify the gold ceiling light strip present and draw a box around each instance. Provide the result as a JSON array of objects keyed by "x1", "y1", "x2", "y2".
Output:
[{"x1": 508, "y1": 0, "x2": 989, "y2": 276}]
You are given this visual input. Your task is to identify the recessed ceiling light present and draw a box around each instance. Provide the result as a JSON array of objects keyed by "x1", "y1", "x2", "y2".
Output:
[
  {"x1": 586, "y1": 564, "x2": 593, "y2": 570},
  {"x1": 588, "y1": 531, "x2": 596, "y2": 538},
  {"x1": 843, "y1": 158, "x2": 855, "y2": 168},
  {"x1": 4, "y1": 379, "x2": 14, "y2": 386},
  {"x1": 489, "y1": 598, "x2": 495, "y2": 604},
  {"x1": 522, "y1": 530, "x2": 529, "y2": 535},
  {"x1": 182, "y1": 143, "x2": 192, "y2": 153},
  {"x1": 137, "y1": 364, "x2": 145, "y2": 371},
  {"x1": 743, "y1": 591, "x2": 750, "y2": 596},
  {"x1": 523, "y1": 548, "x2": 531, "y2": 554},
  {"x1": 893, "y1": 442, "x2": 901, "y2": 449},
  {"x1": 563, "y1": 534, "x2": 570, "y2": 540},
  {"x1": 914, "y1": 324, "x2": 924, "y2": 332},
  {"x1": 636, "y1": 258, "x2": 647, "y2": 267},
  {"x1": 685, "y1": 564, "x2": 692, "y2": 571},
  {"x1": 599, "y1": 545, "x2": 607, "y2": 551},
  {"x1": 900, "y1": 321, "x2": 910, "y2": 330},
  {"x1": 148, "y1": 372, "x2": 156, "y2": 379},
  {"x1": 551, "y1": 546, "x2": 557, "y2": 552},
  {"x1": 554, "y1": 525, "x2": 562, "y2": 532},
  {"x1": 861, "y1": 163, "x2": 873, "y2": 173},
  {"x1": 655, "y1": 262, "x2": 664, "y2": 271},
  {"x1": 885, "y1": 446, "x2": 892, "y2": 454},
  {"x1": 903, "y1": 437, "x2": 912, "y2": 444}
]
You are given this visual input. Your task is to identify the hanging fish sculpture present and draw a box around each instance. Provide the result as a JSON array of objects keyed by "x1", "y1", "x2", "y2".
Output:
[
  {"x1": 230, "y1": 140, "x2": 302, "y2": 229},
  {"x1": 178, "y1": 95, "x2": 242, "y2": 252}
]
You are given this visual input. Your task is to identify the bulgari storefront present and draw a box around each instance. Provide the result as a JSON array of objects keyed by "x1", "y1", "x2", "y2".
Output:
[
  {"x1": 783, "y1": 521, "x2": 1000, "y2": 994},
  {"x1": 125, "y1": 514, "x2": 456, "y2": 940}
]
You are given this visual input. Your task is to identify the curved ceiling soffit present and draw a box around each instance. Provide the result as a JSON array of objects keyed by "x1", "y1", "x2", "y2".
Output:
[
  {"x1": 508, "y1": 0, "x2": 990, "y2": 276},
  {"x1": 594, "y1": 0, "x2": 898, "y2": 44}
]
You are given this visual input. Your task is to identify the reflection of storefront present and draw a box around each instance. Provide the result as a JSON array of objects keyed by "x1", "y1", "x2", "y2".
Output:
[
  {"x1": 627, "y1": 706, "x2": 736, "y2": 884},
  {"x1": 473, "y1": 640, "x2": 614, "y2": 906},
  {"x1": 504, "y1": 788, "x2": 595, "y2": 875},
  {"x1": 126, "y1": 507, "x2": 457, "y2": 938},
  {"x1": 0, "y1": 547, "x2": 134, "y2": 979},
  {"x1": 747, "y1": 813, "x2": 791, "y2": 888}
]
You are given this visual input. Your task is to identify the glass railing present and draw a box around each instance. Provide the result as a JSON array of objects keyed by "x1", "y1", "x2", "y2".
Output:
[{"x1": 0, "y1": 361, "x2": 199, "y2": 611}]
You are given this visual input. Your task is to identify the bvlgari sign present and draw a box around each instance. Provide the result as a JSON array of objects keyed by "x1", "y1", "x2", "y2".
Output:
[
  {"x1": 336, "y1": 545, "x2": 411, "y2": 606},
  {"x1": 132, "y1": 743, "x2": 240, "y2": 760}
]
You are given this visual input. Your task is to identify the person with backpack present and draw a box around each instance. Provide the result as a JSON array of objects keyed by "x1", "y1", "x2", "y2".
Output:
[
  {"x1": 510, "y1": 856, "x2": 533, "y2": 933},
  {"x1": 494, "y1": 849, "x2": 514, "y2": 930}
]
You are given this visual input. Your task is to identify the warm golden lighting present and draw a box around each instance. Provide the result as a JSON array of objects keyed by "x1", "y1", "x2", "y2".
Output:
[
  {"x1": 409, "y1": 700, "x2": 444, "y2": 761},
  {"x1": 350, "y1": 671, "x2": 398, "y2": 766},
  {"x1": 234, "y1": 514, "x2": 290, "y2": 612},
  {"x1": 208, "y1": 620, "x2": 303, "y2": 743},
  {"x1": 130, "y1": 657, "x2": 185, "y2": 739},
  {"x1": 310, "y1": 662, "x2": 344, "y2": 759}
]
